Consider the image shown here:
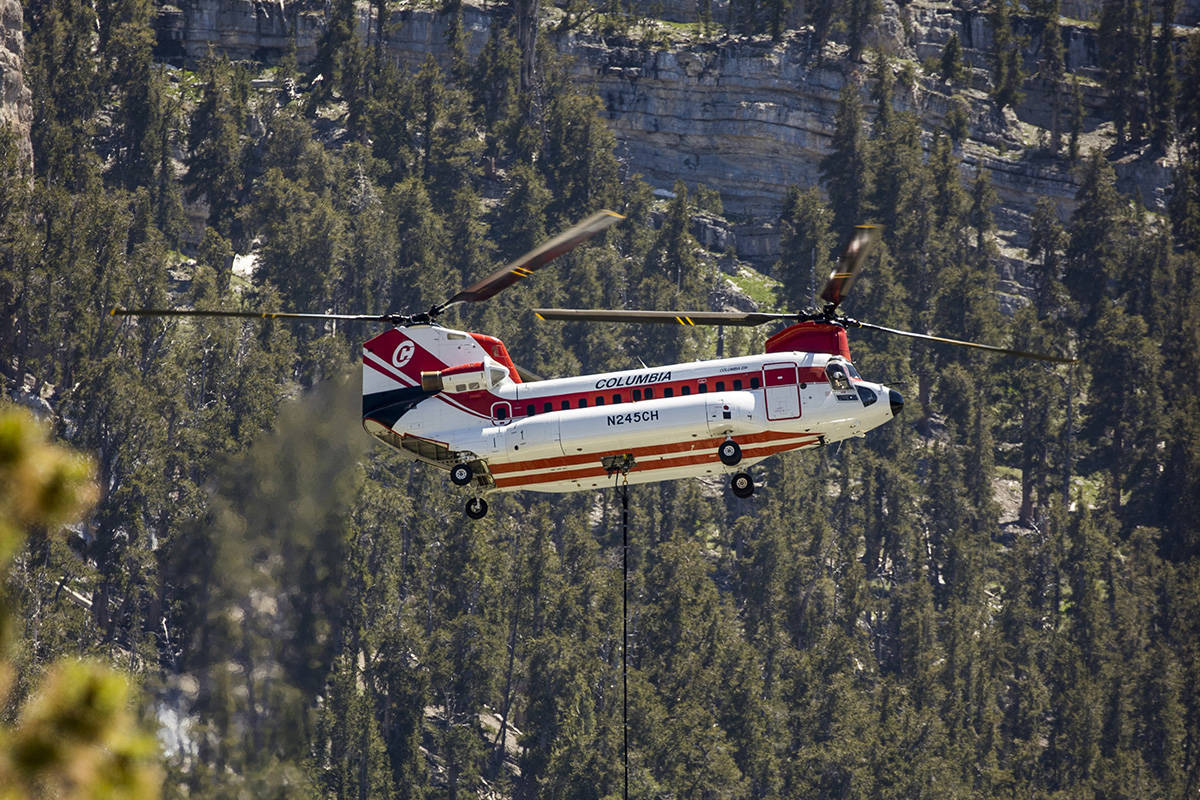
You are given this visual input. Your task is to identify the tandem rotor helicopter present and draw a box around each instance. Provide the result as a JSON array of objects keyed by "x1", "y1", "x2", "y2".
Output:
[{"x1": 114, "y1": 210, "x2": 1070, "y2": 518}]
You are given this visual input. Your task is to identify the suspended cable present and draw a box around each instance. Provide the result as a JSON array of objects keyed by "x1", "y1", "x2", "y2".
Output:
[
  {"x1": 605, "y1": 456, "x2": 634, "y2": 800},
  {"x1": 621, "y1": 474, "x2": 629, "y2": 800}
]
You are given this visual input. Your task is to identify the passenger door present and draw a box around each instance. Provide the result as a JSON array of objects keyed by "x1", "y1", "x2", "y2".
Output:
[{"x1": 762, "y1": 362, "x2": 801, "y2": 420}]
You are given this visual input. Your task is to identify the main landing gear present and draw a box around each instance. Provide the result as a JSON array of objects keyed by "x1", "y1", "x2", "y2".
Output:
[
  {"x1": 465, "y1": 497, "x2": 489, "y2": 519},
  {"x1": 730, "y1": 471, "x2": 754, "y2": 498},
  {"x1": 451, "y1": 462, "x2": 476, "y2": 486},
  {"x1": 718, "y1": 439, "x2": 742, "y2": 466}
]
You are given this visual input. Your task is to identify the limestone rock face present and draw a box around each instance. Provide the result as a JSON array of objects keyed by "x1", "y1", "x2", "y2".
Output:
[
  {"x1": 153, "y1": 0, "x2": 1191, "y2": 272},
  {"x1": 1, "y1": 0, "x2": 32, "y2": 168},
  {"x1": 156, "y1": 0, "x2": 325, "y2": 64}
]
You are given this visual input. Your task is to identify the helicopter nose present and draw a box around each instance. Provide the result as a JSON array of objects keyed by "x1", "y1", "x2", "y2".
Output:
[{"x1": 889, "y1": 389, "x2": 904, "y2": 416}]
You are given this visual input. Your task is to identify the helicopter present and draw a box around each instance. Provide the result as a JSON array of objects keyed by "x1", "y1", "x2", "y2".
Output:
[{"x1": 113, "y1": 210, "x2": 1070, "y2": 518}]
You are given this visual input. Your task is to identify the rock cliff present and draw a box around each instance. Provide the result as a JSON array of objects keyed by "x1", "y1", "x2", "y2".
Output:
[
  {"x1": 154, "y1": 0, "x2": 1191, "y2": 271},
  {"x1": 1, "y1": 0, "x2": 32, "y2": 168}
]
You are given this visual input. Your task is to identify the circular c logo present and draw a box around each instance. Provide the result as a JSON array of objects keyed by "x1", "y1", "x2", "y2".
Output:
[{"x1": 392, "y1": 340, "x2": 415, "y2": 368}]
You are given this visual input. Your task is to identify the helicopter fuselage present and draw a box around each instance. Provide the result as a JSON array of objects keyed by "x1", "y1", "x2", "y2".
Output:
[{"x1": 361, "y1": 324, "x2": 901, "y2": 494}]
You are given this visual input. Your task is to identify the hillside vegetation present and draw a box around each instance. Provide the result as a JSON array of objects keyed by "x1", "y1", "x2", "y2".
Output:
[{"x1": 3, "y1": 0, "x2": 1200, "y2": 797}]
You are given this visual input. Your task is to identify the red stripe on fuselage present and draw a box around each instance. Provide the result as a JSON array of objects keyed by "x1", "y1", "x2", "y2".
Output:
[
  {"x1": 488, "y1": 428, "x2": 817, "y2": 475},
  {"x1": 491, "y1": 435, "x2": 821, "y2": 489}
]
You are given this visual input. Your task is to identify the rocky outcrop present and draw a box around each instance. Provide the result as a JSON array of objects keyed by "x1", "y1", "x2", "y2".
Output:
[
  {"x1": 1, "y1": 0, "x2": 32, "y2": 168},
  {"x1": 153, "y1": 0, "x2": 1192, "y2": 270}
]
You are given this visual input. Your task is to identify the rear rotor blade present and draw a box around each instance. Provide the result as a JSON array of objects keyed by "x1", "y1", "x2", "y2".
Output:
[
  {"x1": 819, "y1": 225, "x2": 881, "y2": 310},
  {"x1": 513, "y1": 363, "x2": 543, "y2": 383},
  {"x1": 533, "y1": 308, "x2": 798, "y2": 326},
  {"x1": 110, "y1": 307, "x2": 401, "y2": 322},
  {"x1": 438, "y1": 210, "x2": 624, "y2": 311},
  {"x1": 845, "y1": 318, "x2": 1075, "y2": 363}
]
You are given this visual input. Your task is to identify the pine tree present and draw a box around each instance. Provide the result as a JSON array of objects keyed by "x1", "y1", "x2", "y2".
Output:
[
  {"x1": 99, "y1": 0, "x2": 158, "y2": 189},
  {"x1": 412, "y1": 55, "x2": 481, "y2": 209},
  {"x1": 472, "y1": 25, "x2": 523, "y2": 161},
  {"x1": 185, "y1": 55, "x2": 248, "y2": 239},
  {"x1": 941, "y1": 33, "x2": 964, "y2": 84},
  {"x1": 1082, "y1": 306, "x2": 1164, "y2": 523},
  {"x1": 24, "y1": 0, "x2": 103, "y2": 189},
  {"x1": 969, "y1": 168, "x2": 999, "y2": 254},
  {"x1": 1036, "y1": 2, "x2": 1067, "y2": 153},
  {"x1": 1150, "y1": 0, "x2": 1179, "y2": 151},
  {"x1": 513, "y1": 0, "x2": 541, "y2": 94},
  {"x1": 989, "y1": 0, "x2": 1026, "y2": 111},
  {"x1": 1099, "y1": 0, "x2": 1150, "y2": 144},
  {"x1": 820, "y1": 82, "x2": 872, "y2": 233},
  {"x1": 541, "y1": 66, "x2": 621, "y2": 220},
  {"x1": 250, "y1": 168, "x2": 346, "y2": 310},
  {"x1": 776, "y1": 186, "x2": 834, "y2": 311},
  {"x1": 310, "y1": 0, "x2": 357, "y2": 105},
  {"x1": 1069, "y1": 75, "x2": 1085, "y2": 162},
  {"x1": 1064, "y1": 151, "x2": 1123, "y2": 324}
]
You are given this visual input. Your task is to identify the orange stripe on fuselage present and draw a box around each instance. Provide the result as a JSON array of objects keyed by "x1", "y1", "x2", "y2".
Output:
[
  {"x1": 487, "y1": 428, "x2": 815, "y2": 476},
  {"x1": 490, "y1": 434, "x2": 821, "y2": 489}
]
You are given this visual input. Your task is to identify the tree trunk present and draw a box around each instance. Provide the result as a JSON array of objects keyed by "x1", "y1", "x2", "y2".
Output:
[{"x1": 515, "y1": 0, "x2": 539, "y2": 95}]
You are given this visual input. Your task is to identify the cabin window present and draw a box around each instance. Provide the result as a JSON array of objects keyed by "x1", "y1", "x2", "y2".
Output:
[
  {"x1": 596, "y1": 396, "x2": 605, "y2": 406},
  {"x1": 543, "y1": 402, "x2": 553, "y2": 413},
  {"x1": 827, "y1": 363, "x2": 852, "y2": 392},
  {"x1": 682, "y1": 385, "x2": 691, "y2": 396},
  {"x1": 664, "y1": 387, "x2": 674, "y2": 398},
  {"x1": 645, "y1": 388, "x2": 654, "y2": 399},
  {"x1": 493, "y1": 403, "x2": 510, "y2": 423},
  {"x1": 716, "y1": 381, "x2": 726, "y2": 392},
  {"x1": 699, "y1": 383, "x2": 708, "y2": 394},
  {"x1": 561, "y1": 400, "x2": 570, "y2": 410},
  {"x1": 613, "y1": 394, "x2": 623, "y2": 404},
  {"x1": 847, "y1": 364, "x2": 862, "y2": 380},
  {"x1": 633, "y1": 389, "x2": 642, "y2": 401},
  {"x1": 750, "y1": 377, "x2": 761, "y2": 389},
  {"x1": 525, "y1": 405, "x2": 535, "y2": 417},
  {"x1": 733, "y1": 379, "x2": 743, "y2": 391},
  {"x1": 578, "y1": 398, "x2": 587, "y2": 408}
]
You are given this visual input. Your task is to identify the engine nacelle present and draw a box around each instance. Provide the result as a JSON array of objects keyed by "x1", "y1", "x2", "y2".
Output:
[{"x1": 421, "y1": 357, "x2": 511, "y2": 394}]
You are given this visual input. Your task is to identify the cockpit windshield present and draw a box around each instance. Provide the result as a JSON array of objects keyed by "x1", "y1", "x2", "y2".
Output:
[{"x1": 826, "y1": 362, "x2": 852, "y2": 392}]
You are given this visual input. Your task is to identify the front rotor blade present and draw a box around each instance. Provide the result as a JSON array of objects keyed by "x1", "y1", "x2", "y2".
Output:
[
  {"x1": 533, "y1": 308, "x2": 797, "y2": 326},
  {"x1": 439, "y1": 210, "x2": 624, "y2": 310},
  {"x1": 846, "y1": 318, "x2": 1075, "y2": 363},
  {"x1": 110, "y1": 307, "x2": 398, "y2": 322},
  {"x1": 819, "y1": 225, "x2": 881, "y2": 309}
]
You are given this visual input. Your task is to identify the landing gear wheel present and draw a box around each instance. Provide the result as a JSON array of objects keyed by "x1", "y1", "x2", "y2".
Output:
[
  {"x1": 450, "y1": 463, "x2": 473, "y2": 486},
  {"x1": 718, "y1": 439, "x2": 743, "y2": 466},
  {"x1": 465, "y1": 497, "x2": 488, "y2": 519},
  {"x1": 730, "y1": 472, "x2": 754, "y2": 498}
]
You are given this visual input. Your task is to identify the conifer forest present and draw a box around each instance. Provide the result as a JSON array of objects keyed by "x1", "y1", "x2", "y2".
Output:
[{"x1": 3, "y1": 0, "x2": 1200, "y2": 796}]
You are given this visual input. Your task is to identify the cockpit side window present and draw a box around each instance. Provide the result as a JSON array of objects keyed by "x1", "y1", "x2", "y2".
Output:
[{"x1": 826, "y1": 363, "x2": 852, "y2": 392}]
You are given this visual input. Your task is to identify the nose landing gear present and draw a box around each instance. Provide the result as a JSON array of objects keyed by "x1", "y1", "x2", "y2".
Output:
[{"x1": 730, "y1": 471, "x2": 754, "y2": 498}]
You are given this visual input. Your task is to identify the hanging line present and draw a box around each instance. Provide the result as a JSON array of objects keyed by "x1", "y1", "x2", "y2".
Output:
[
  {"x1": 605, "y1": 459, "x2": 633, "y2": 800},
  {"x1": 621, "y1": 474, "x2": 629, "y2": 800}
]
